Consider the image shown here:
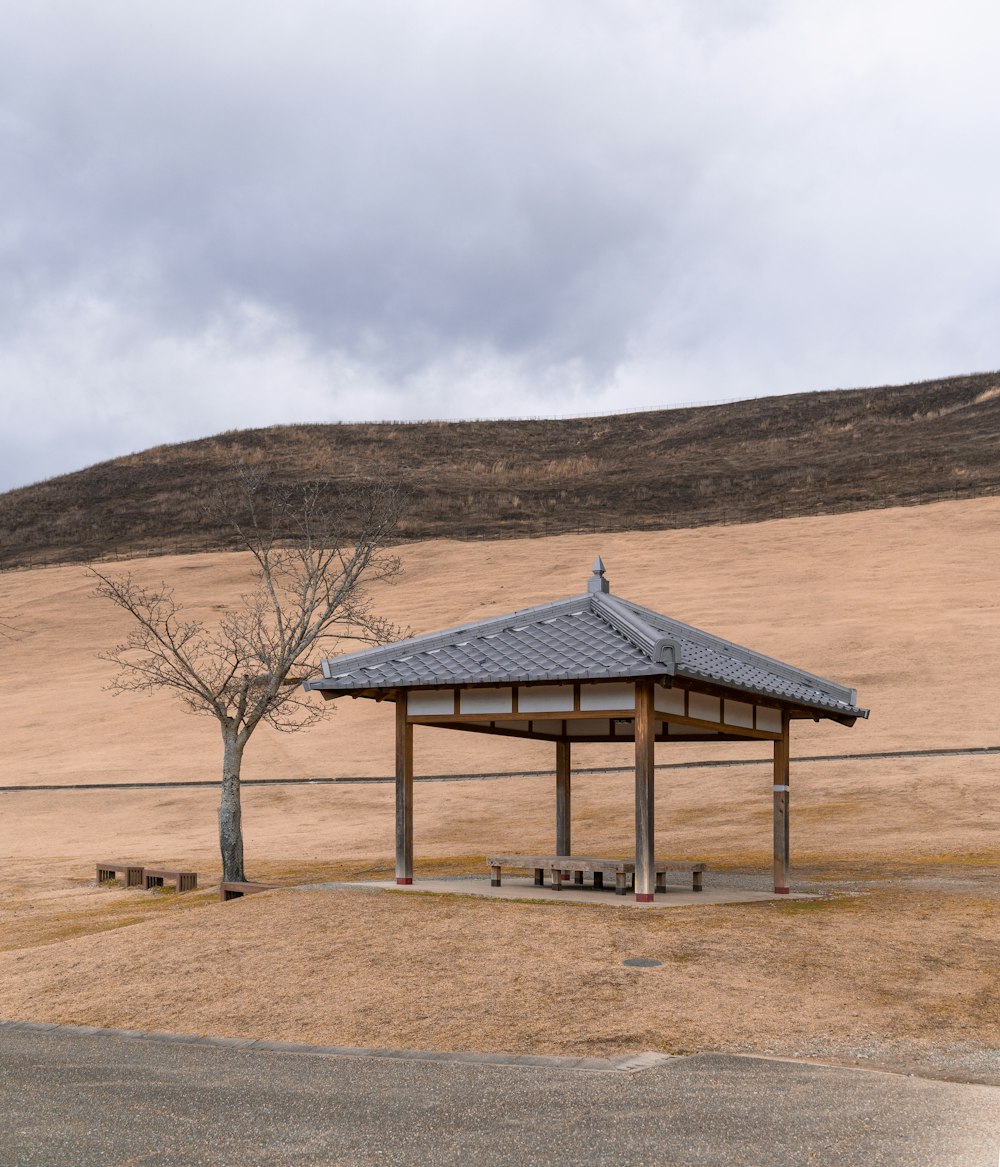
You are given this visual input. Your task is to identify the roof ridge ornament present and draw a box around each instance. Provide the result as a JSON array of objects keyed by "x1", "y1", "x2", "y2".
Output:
[
  {"x1": 587, "y1": 555, "x2": 610, "y2": 594},
  {"x1": 592, "y1": 593, "x2": 681, "y2": 672}
]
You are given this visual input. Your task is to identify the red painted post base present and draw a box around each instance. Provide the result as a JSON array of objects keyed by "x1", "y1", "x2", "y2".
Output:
[
  {"x1": 396, "y1": 877, "x2": 413, "y2": 885},
  {"x1": 635, "y1": 893, "x2": 654, "y2": 903},
  {"x1": 774, "y1": 886, "x2": 790, "y2": 894}
]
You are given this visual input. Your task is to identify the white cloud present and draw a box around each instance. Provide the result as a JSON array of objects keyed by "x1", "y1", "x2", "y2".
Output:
[{"x1": 1, "y1": 0, "x2": 999, "y2": 489}]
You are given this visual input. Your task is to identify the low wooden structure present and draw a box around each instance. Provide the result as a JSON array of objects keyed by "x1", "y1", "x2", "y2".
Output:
[
  {"x1": 305, "y1": 559, "x2": 867, "y2": 902},
  {"x1": 487, "y1": 854, "x2": 706, "y2": 894},
  {"x1": 96, "y1": 861, "x2": 145, "y2": 888},
  {"x1": 143, "y1": 867, "x2": 198, "y2": 892},
  {"x1": 220, "y1": 881, "x2": 276, "y2": 901},
  {"x1": 96, "y1": 862, "x2": 198, "y2": 892}
]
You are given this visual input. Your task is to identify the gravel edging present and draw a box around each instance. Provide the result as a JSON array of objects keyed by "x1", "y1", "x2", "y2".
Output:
[{"x1": 0, "y1": 1019, "x2": 675, "y2": 1074}]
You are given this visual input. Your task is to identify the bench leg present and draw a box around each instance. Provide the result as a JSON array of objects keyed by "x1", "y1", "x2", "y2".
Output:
[
  {"x1": 573, "y1": 871, "x2": 584, "y2": 885},
  {"x1": 490, "y1": 865, "x2": 502, "y2": 888},
  {"x1": 533, "y1": 868, "x2": 544, "y2": 887},
  {"x1": 655, "y1": 873, "x2": 666, "y2": 893},
  {"x1": 550, "y1": 868, "x2": 561, "y2": 891},
  {"x1": 593, "y1": 871, "x2": 604, "y2": 890},
  {"x1": 693, "y1": 871, "x2": 703, "y2": 892},
  {"x1": 615, "y1": 871, "x2": 626, "y2": 896}
]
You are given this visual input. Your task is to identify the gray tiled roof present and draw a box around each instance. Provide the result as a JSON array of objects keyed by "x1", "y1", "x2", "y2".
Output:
[{"x1": 306, "y1": 575, "x2": 868, "y2": 722}]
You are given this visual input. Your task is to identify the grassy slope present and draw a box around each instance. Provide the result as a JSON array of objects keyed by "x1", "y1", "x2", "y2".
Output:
[
  {"x1": 1, "y1": 393, "x2": 998, "y2": 1076},
  {"x1": 1, "y1": 497, "x2": 998, "y2": 788},
  {"x1": 1, "y1": 370, "x2": 999, "y2": 566}
]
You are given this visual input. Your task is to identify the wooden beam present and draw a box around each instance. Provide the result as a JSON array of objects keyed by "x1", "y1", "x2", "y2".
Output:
[
  {"x1": 773, "y1": 711, "x2": 791, "y2": 894},
  {"x1": 407, "y1": 708, "x2": 636, "y2": 725},
  {"x1": 399, "y1": 718, "x2": 746, "y2": 746},
  {"x1": 556, "y1": 740, "x2": 571, "y2": 856},
  {"x1": 395, "y1": 693, "x2": 414, "y2": 885},
  {"x1": 407, "y1": 706, "x2": 779, "y2": 740},
  {"x1": 634, "y1": 678, "x2": 656, "y2": 902}
]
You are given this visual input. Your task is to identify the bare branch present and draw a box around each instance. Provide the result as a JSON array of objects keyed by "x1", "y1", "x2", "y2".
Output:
[
  {"x1": 92, "y1": 465, "x2": 405, "y2": 880},
  {"x1": 98, "y1": 478, "x2": 403, "y2": 720}
]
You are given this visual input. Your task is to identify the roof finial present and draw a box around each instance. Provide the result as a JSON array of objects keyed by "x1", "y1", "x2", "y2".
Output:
[{"x1": 587, "y1": 555, "x2": 610, "y2": 594}]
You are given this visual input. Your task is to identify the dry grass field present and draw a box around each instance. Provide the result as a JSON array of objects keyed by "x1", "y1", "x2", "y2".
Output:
[
  {"x1": 2, "y1": 370, "x2": 998, "y2": 566},
  {"x1": 0, "y1": 497, "x2": 997, "y2": 1081}
]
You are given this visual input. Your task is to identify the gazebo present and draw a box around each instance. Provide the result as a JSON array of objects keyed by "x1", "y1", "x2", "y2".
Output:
[{"x1": 305, "y1": 558, "x2": 868, "y2": 902}]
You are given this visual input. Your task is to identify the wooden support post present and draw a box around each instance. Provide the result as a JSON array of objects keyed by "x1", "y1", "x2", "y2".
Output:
[
  {"x1": 556, "y1": 739, "x2": 571, "y2": 859},
  {"x1": 634, "y1": 679, "x2": 656, "y2": 902},
  {"x1": 395, "y1": 692, "x2": 413, "y2": 885},
  {"x1": 772, "y1": 712, "x2": 790, "y2": 894}
]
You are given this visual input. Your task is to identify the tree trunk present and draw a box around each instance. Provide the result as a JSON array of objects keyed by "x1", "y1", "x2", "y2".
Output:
[{"x1": 219, "y1": 731, "x2": 247, "y2": 883}]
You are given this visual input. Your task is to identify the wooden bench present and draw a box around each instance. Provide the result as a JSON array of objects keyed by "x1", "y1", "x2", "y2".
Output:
[
  {"x1": 651, "y1": 860, "x2": 706, "y2": 893},
  {"x1": 220, "y1": 881, "x2": 275, "y2": 902},
  {"x1": 487, "y1": 854, "x2": 706, "y2": 895},
  {"x1": 143, "y1": 867, "x2": 198, "y2": 892},
  {"x1": 96, "y1": 861, "x2": 145, "y2": 889}
]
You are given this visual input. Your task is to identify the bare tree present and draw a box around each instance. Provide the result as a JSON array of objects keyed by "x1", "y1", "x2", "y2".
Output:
[{"x1": 93, "y1": 468, "x2": 403, "y2": 883}]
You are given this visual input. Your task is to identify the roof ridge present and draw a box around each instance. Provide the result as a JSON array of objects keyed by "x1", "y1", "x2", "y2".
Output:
[
  {"x1": 615, "y1": 597, "x2": 857, "y2": 706},
  {"x1": 591, "y1": 594, "x2": 682, "y2": 672},
  {"x1": 320, "y1": 594, "x2": 592, "y2": 679}
]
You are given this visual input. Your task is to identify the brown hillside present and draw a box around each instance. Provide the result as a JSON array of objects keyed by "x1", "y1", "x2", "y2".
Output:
[
  {"x1": 0, "y1": 501, "x2": 998, "y2": 1080},
  {"x1": 2, "y1": 370, "x2": 999, "y2": 567},
  {"x1": 1, "y1": 497, "x2": 997, "y2": 787}
]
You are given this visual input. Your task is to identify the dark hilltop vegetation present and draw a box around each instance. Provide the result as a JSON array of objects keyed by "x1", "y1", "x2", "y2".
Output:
[{"x1": 1, "y1": 371, "x2": 998, "y2": 568}]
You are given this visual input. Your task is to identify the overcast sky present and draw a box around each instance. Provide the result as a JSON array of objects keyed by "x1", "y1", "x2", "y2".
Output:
[{"x1": 2, "y1": 1, "x2": 998, "y2": 491}]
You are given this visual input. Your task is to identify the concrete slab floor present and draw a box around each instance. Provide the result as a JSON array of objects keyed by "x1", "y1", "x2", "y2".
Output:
[{"x1": 335, "y1": 877, "x2": 814, "y2": 908}]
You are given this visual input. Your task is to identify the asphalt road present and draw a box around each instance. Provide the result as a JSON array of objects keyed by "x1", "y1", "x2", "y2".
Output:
[{"x1": 1, "y1": 1026, "x2": 998, "y2": 1167}]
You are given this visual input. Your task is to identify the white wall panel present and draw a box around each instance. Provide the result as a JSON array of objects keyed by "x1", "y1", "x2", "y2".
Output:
[
  {"x1": 724, "y1": 700, "x2": 754, "y2": 729},
  {"x1": 460, "y1": 687, "x2": 513, "y2": 714},
  {"x1": 408, "y1": 689, "x2": 455, "y2": 716},
  {"x1": 654, "y1": 685, "x2": 685, "y2": 715},
  {"x1": 580, "y1": 682, "x2": 635, "y2": 711},
  {"x1": 688, "y1": 692, "x2": 721, "y2": 722},
  {"x1": 518, "y1": 684, "x2": 575, "y2": 713},
  {"x1": 755, "y1": 706, "x2": 783, "y2": 733}
]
